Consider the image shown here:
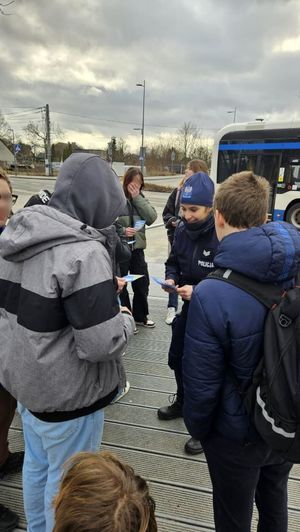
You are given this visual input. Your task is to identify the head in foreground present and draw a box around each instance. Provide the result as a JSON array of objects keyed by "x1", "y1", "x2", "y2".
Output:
[{"x1": 54, "y1": 451, "x2": 157, "y2": 532}]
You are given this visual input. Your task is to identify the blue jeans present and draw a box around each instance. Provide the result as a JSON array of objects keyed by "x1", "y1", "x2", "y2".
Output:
[{"x1": 20, "y1": 406, "x2": 104, "y2": 532}]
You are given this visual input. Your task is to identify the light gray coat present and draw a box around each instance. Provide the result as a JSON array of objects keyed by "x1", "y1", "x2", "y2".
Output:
[{"x1": 0, "y1": 154, "x2": 135, "y2": 413}]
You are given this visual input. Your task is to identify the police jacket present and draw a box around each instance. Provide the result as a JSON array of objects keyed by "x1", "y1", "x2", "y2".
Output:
[{"x1": 165, "y1": 213, "x2": 218, "y2": 287}]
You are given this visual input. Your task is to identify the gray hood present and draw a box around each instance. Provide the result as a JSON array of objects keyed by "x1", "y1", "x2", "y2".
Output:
[
  {"x1": 0, "y1": 205, "x2": 109, "y2": 262},
  {"x1": 49, "y1": 153, "x2": 126, "y2": 229}
]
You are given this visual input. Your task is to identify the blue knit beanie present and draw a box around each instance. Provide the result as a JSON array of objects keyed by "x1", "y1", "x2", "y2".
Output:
[{"x1": 180, "y1": 172, "x2": 214, "y2": 207}]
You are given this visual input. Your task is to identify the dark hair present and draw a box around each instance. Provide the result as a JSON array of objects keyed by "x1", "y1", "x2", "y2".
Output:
[
  {"x1": 123, "y1": 167, "x2": 144, "y2": 198},
  {"x1": 54, "y1": 451, "x2": 157, "y2": 532}
]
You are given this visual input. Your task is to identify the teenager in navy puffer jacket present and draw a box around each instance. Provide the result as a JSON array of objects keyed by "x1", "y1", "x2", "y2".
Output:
[
  {"x1": 183, "y1": 221, "x2": 300, "y2": 443},
  {"x1": 183, "y1": 171, "x2": 300, "y2": 532}
]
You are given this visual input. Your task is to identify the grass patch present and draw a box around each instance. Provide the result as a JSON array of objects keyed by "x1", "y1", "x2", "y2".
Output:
[{"x1": 143, "y1": 182, "x2": 174, "y2": 193}]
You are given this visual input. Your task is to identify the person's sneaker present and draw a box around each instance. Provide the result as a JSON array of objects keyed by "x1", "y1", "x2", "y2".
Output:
[
  {"x1": 157, "y1": 394, "x2": 183, "y2": 420},
  {"x1": 165, "y1": 307, "x2": 176, "y2": 325},
  {"x1": 133, "y1": 327, "x2": 139, "y2": 335},
  {"x1": 184, "y1": 437, "x2": 203, "y2": 455},
  {"x1": 136, "y1": 318, "x2": 156, "y2": 328},
  {"x1": 110, "y1": 381, "x2": 130, "y2": 404},
  {"x1": 0, "y1": 503, "x2": 19, "y2": 530},
  {"x1": 0, "y1": 451, "x2": 24, "y2": 479}
]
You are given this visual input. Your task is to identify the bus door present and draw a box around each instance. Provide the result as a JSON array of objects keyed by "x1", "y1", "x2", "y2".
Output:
[
  {"x1": 255, "y1": 152, "x2": 282, "y2": 219},
  {"x1": 281, "y1": 157, "x2": 300, "y2": 192}
]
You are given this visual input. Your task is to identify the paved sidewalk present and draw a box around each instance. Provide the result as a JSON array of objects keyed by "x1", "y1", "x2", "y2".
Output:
[{"x1": 2, "y1": 296, "x2": 300, "y2": 531}]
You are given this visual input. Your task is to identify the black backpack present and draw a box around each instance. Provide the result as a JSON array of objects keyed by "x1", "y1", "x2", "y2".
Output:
[{"x1": 209, "y1": 267, "x2": 300, "y2": 463}]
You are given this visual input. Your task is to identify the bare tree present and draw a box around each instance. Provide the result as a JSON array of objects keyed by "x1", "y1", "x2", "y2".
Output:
[
  {"x1": 146, "y1": 135, "x2": 178, "y2": 173},
  {"x1": 24, "y1": 121, "x2": 47, "y2": 152},
  {"x1": 176, "y1": 122, "x2": 200, "y2": 163},
  {"x1": 0, "y1": 1, "x2": 14, "y2": 15},
  {"x1": 0, "y1": 111, "x2": 11, "y2": 138},
  {"x1": 24, "y1": 121, "x2": 63, "y2": 156},
  {"x1": 115, "y1": 137, "x2": 129, "y2": 161}
]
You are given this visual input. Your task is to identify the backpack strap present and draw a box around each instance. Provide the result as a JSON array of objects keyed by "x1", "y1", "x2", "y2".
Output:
[
  {"x1": 208, "y1": 268, "x2": 283, "y2": 309},
  {"x1": 208, "y1": 268, "x2": 281, "y2": 402}
]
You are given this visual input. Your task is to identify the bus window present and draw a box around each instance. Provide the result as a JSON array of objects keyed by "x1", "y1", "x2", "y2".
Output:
[
  {"x1": 254, "y1": 153, "x2": 281, "y2": 216},
  {"x1": 217, "y1": 151, "x2": 257, "y2": 183},
  {"x1": 291, "y1": 162, "x2": 300, "y2": 187}
]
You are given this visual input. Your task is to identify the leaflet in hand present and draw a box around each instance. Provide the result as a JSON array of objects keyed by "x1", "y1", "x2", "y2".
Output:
[
  {"x1": 151, "y1": 276, "x2": 177, "y2": 292},
  {"x1": 122, "y1": 274, "x2": 144, "y2": 283},
  {"x1": 134, "y1": 220, "x2": 146, "y2": 230}
]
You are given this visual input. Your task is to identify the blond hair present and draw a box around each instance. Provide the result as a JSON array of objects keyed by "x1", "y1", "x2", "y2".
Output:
[
  {"x1": 188, "y1": 159, "x2": 209, "y2": 174},
  {"x1": 213, "y1": 171, "x2": 270, "y2": 228},
  {"x1": 54, "y1": 451, "x2": 157, "y2": 532},
  {"x1": 179, "y1": 159, "x2": 209, "y2": 187}
]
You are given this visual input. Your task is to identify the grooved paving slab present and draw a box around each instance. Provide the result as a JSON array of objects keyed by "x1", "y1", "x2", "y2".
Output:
[
  {"x1": 11, "y1": 412, "x2": 22, "y2": 430},
  {"x1": 4, "y1": 298, "x2": 300, "y2": 531},
  {"x1": 133, "y1": 317, "x2": 173, "y2": 335},
  {"x1": 127, "y1": 337, "x2": 171, "y2": 354},
  {"x1": 7, "y1": 429, "x2": 300, "y2": 511},
  {"x1": 288, "y1": 478, "x2": 300, "y2": 507},
  {"x1": 150, "y1": 483, "x2": 300, "y2": 532},
  {"x1": 157, "y1": 519, "x2": 214, "y2": 531},
  {"x1": 0, "y1": 486, "x2": 25, "y2": 528},
  {"x1": 125, "y1": 358, "x2": 173, "y2": 378},
  {"x1": 291, "y1": 464, "x2": 300, "y2": 479},
  {"x1": 106, "y1": 403, "x2": 188, "y2": 433},
  {"x1": 126, "y1": 348, "x2": 170, "y2": 362},
  {"x1": 10, "y1": 422, "x2": 202, "y2": 462},
  {"x1": 101, "y1": 445, "x2": 211, "y2": 489},
  {"x1": 8, "y1": 410, "x2": 300, "y2": 531},
  {"x1": 118, "y1": 387, "x2": 174, "y2": 409},
  {"x1": 150, "y1": 482, "x2": 213, "y2": 528},
  {"x1": 125, "y1": 372, "x2": 176, "y2": 393},
  {"x1": 102, "y1": 422, "x2": 199, "y2": 461},
  {"x1": 103, "y1": 422, "x2": 196, "y2": 458}
]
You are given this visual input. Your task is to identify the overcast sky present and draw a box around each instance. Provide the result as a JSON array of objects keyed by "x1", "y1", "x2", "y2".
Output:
[{"x1": 1, "y1": 0, "x2": 300, "y2": 150}]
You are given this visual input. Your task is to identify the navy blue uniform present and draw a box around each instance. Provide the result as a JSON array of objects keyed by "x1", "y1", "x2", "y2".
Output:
[{"x1": 165, "y1": 213, "x2": 218, "y2": 401}]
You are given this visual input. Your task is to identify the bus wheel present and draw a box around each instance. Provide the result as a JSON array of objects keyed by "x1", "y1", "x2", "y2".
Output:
[{"x1": 286, "y1": 204, "x2": 300, "y2": 229}]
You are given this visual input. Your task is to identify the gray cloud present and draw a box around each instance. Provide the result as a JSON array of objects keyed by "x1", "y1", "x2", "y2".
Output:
[{"x1": 1, "y1": 0, "x2": 300, "y2": 147}]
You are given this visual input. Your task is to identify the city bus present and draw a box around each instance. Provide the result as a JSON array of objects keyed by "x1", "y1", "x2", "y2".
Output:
[{"x1": 210, "y1": 121, "x2": 300, "y2": 228}]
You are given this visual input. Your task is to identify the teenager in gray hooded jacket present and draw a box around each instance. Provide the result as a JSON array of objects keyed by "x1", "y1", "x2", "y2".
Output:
[{"x1": 0, "y1": 154, "x2": 135, "y2": 532}]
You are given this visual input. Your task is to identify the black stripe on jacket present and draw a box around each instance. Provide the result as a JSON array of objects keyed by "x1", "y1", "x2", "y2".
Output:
[
  {"x1": 0, "y1": 279, "x2": 119, "y2": 333},
  {"x1": 0, "y1": 279, "x2": 68, "y2": 332},
  {"x1": 63, "y1": 280, "x2": 119, "y2": 330}
]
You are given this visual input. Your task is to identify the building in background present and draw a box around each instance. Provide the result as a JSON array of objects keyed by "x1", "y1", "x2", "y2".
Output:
[{"x1": 0, "y1": 140, "x2": 14, "y2": 168}]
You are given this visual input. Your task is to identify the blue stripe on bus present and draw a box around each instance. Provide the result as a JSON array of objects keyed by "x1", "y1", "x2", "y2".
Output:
[
  {"x1": 219, "y1": 142, "x2": 300, "y2": 151},
  {"x1": 273, "y1": 209, "x2": 284, "y2": 221}
]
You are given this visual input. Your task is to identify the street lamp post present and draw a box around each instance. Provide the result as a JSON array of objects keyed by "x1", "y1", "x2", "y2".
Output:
[
  {"x1": 136, "y1": 80, "x2": 146, "y2": 174},
  {"x1": 8, "y1": 128, "x2": 17, "y2": 177},
  {"x1": 227, "y1": 107, "x2": 237, "y2": 123}
]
